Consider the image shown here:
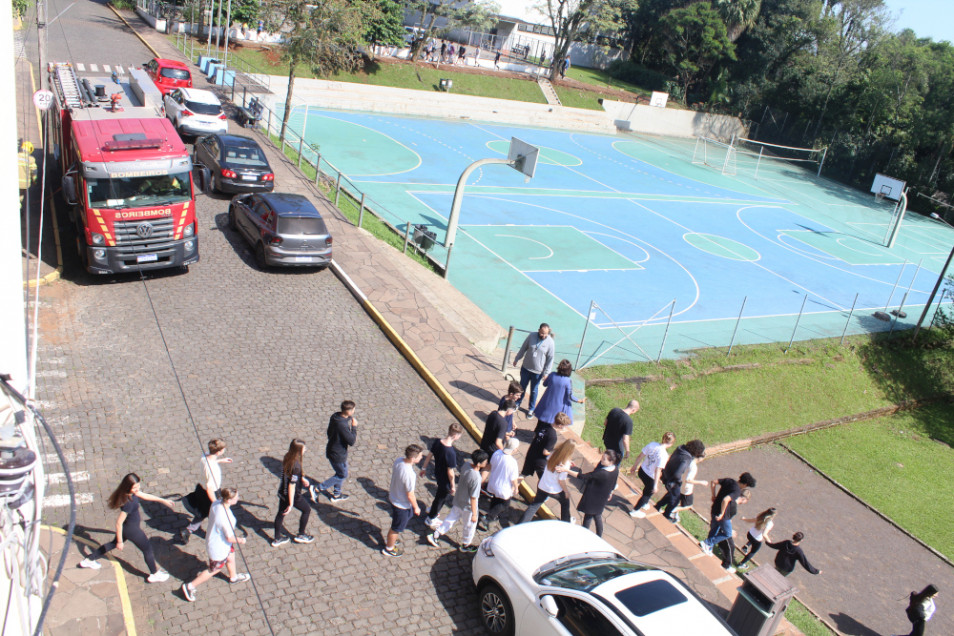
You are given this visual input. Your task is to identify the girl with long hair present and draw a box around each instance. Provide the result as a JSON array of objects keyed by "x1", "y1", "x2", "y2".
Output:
[
  {"x1": 79, "y1": 473, "x2": 176, "y2": 582},
  {"x1": 520, "y1": 440, "x2": 577, "y2": 523},
  {"x1": 904, "y1": 584, "x2": 939, "y2": 636},
  {"x1": 272, "y1": 439, "x2": 314, "y2": 546},
  {"x1": 569, "y1": 450, "x2": 620, "y2": 537},
  {"x1": 737, "y1": 507, "x2": 778, "y2": 568}
]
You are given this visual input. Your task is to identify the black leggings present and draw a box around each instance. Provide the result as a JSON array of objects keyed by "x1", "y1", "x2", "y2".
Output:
[
  {"x1": 738, "y1": 534, "x2": 763, "y2": 566},
  {"x1": 274, "y1": 495, "x2": 311, "y2": 539},
  {"x1": 485, "y1": 496, "x2": 511, "y2": 522},
  {"x1": 582, "y1": 513, "x2": 604, "y2": 537},
  {"x1": 907, "y1": 618, "x2": 925, "y2": 636},
  {"x1": 633, "y1": 467, "x2": 656, "y2": 510},
  {"x1": 428, "y1": 483, "x2": 452, "y2": 520},
  {"x1": 90, "y1": 523, "x2": 158, "y2": 574}
]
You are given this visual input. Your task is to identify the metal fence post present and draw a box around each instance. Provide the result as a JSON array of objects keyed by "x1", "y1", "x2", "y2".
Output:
[
  {"x1": 883, "y1": 260, "x2": 907, "y2": 311},
  {"x1": 243, "y1": 85, "x2": 247, "y2": 109},
  {"x1": 357, "y1": 193, "x2": 366, "y2": 228},
  {"x1": 657, "y1": 299, "x2": 676, "y2": 362},
  {"x1": 443, "y1": 242, "x2": 454, "y2": 278},
  {"x1": 840, "y1": 293, "x2": 859, "y2": 346},
  {"x1": 575, "y1": 301, "x2": 596, "y2": 370},
  {"x1": 334, "y1": 173, "x2": 342, "y2": 207},
  {"x1": 297, "y1": 136, "x2": 304, "y2": 168},
  {"x1": 315, "y1": 152, "x2": 322, "y2": 183},
  {"x1": 501, "y1": 326, "x2": 515, "y2": 372},
  {"x1": 267, "y1": 109, "x2": 272, "y2": 138},
  {"x1": 727, "y1": 296, "x2": 747, "y2": 357},
  {"x1": 785, "y1": 295, "x2": 808, "y2": 353},
  {"x1": 403, "y1": 222, "x2": 412, "y2": 254}
]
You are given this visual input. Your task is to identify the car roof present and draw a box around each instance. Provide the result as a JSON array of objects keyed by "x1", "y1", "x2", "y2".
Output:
[
  {"x1": 154, "y1": 58, "x2": 190, "y2": 70},
  {"x1": 257, "y1": 193, "x2": 321, "y2": 217},
  {"x1": 487, "y1": 521, "x2": 622, "y2": 575},
  {"x1": 216, "y1": 134, "x2": 263, "y2": 149},
  {"x1": 179, "y1": 88, "x2": 220, "y2": 104}
]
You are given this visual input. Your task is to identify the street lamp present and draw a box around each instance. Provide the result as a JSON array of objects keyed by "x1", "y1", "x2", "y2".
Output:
[{"x1": 912, "y1": 212, "x2": 954, "y2": 340}]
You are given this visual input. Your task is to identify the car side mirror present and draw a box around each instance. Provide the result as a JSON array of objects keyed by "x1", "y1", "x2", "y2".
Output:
[
  {"x1": 62, "y1": 175, "x2": 77, "y2": 206},
  {"x1": 540, "y1": 595, "x2": 559, "y2": 618}
]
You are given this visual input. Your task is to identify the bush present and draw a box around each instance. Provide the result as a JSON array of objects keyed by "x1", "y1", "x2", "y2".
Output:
[
  {"x1": 110, "y1": 0, "x2": 136, "y2": 9},
  {"x1": 606, "y1": 60, "x2": 670, "y2": 92}
]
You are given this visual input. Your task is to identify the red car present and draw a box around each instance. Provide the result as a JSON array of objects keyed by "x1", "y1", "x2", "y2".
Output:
[{"x1": 143, "y1": 58, "x2": 193, "y2": 95}]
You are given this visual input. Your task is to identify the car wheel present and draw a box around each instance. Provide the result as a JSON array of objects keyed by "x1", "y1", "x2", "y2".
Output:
[
  {"x1": 254, "y1": 243, "x2": 268, "y2": 270},
  {"x1": 228, "y1": 206, "x2": 238, "y2": 230},
  {"x1": 478, "y1": 583, "x2": 514, "y2": 636}
]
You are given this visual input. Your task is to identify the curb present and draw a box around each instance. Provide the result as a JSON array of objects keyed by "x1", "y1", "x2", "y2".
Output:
[
  {"x1": 42, "y1": 525, "x2": 138, "y2": 636},
  {"x1": 330, "y1": 260, "x2": 554, "y2": 517},
  {"x1": 106, "y1": 4, "x2": 161, "y2": 59}
]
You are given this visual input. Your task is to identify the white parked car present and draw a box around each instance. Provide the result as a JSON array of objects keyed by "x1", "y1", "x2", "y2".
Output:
[
  {"x1": 163, "y1": 88, "x2": 228, "y2": 137},
  {"x1": 472, "y1": 521, "x2": 737, "y2": 636}
]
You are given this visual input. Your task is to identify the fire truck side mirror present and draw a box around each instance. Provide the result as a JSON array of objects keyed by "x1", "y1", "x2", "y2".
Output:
[{"x1": 62, "y1": 175, "x2": 78, "y2": 206}]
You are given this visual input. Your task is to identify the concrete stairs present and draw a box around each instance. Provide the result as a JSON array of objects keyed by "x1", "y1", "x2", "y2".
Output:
[{"x1": 537, "y1": 77, "x2": 562, "y2": 106}]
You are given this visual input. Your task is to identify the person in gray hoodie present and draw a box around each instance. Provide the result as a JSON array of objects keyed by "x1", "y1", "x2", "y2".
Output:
[
  {"x1": 313, "y1": 400, "x2": 358, "y2": 502},
  {"x1": 512, "y1": 323, "x2": 555, "y2": 417}
]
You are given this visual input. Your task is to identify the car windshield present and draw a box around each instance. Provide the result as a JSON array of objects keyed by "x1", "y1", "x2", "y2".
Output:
[
  {"x1": 537, "y1": 558, "x2": 650, "y2": 592},
  {"x1": 278, "y1": 216, "x2": 326, "y2": 235},
  {"x1": 159, "y1": 67, "x2": 190, "y2": 81},
  {"x1": 184, "y1": 99, "x2": 221, "y2": 116},
  {"x1": 86, "y1": 170, "x2": 192, "y2": 208},
  {"x1": 224, "y1": 145, "x2": 269, "y2": 167},
  {"x1": 610, "y1": 579, "x2": 688, "y2": 617}
]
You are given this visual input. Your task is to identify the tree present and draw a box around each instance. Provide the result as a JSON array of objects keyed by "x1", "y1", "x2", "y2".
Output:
[
  {"x1": 713, "y1": 0, "x2": 762, "y2": 41},
  {"x1": 657, "y1": 2, "x2": 736, "y2": 100},
  {"x1": 12, "y1": 0, "x2": 31, "y2": 18},
  {"x1": 404, "y1": 0, "x2": 499, "y2": 61},
  {"x1": 273, "y1": 0, "x2": 373, "y2": 142},
  {"x1": 365, "y1": 0, "x2": 405, "y2": 60},
  {"x1": 539, "y1": 0, "x2": 638, "y2": 82}
]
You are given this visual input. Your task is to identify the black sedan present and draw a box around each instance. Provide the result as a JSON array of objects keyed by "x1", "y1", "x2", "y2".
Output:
[
  {"x1": 194, "y1": 134, "x2": 275, "y2": 194},
  {"x1": 229, "y1": 193, "x2": 333, "y2": 269}
]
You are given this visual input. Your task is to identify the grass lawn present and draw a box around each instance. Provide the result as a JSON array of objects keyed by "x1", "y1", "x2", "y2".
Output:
[
  {"x1": 553, "y1": 85, "x2": 605, "y2": 110},
  {"x1": 784, "y1": 407, "x2": 954, "y2": 560},
  {"x1": 565, "y1": 67, "x2": 651, "y2": 100}
]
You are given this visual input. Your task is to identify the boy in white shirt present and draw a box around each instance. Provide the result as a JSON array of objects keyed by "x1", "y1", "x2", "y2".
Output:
[
  {"x1": 628, "y1": 432, "x2": 674, "y2": 518},
  {"x1": 178, "y1": 439, "x2": 231, "y2": 544}
]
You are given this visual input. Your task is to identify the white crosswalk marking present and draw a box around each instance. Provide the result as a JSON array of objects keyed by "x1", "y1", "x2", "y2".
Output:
[
  {"x1": 90, "y1": 64, "x2": 98, "y2": 72},
  {"x1": 43, "y1": 493, "x2": 94, "y2": 508},
  {"x1": 76, "y1": 63, "x2": 85, "y2": 71},
  {"x1": 44, "y1": 450, "x2": 84, "y2": 464},
  {"x1": 46, "y1": 471, "x2": 90, "y2": 485},
  {"x1": 103, "y1": 64, "x2": 111, "y2": 72}
]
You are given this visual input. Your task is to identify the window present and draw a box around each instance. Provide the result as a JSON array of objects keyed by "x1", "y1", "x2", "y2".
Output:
[
  {"x1": 184, "y1": 100, "x2": 222, "y2": 116},
  {"x1": 224, "y1": 145, "x2": 269, "y2": 167},
  {"x1": 538, "y1": 558, "x2": 649, "y2": 592},
  {"x1": 86, "y1": 170, "x2": 192, "y2": 208},
  {"x1": 550, "y1": 595, "x2": 622, "y2": 636},
  {"x1": 613, "y1": 579, "x2": 687, "y2": 617},
  {"x1": 278, "y1": 216, "x2": 326, "y2": 235},
  {"x1": 159, "y1": 67, "x2": 190, "y2": 81}
]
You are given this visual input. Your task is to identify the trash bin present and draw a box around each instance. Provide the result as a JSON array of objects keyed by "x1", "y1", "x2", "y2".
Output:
[
  {"x1": 413, "y1": 224, "x2": 436, "y2": 251},
  {"x1": 726, "y1": 565, "x2": 798, "y2": 636}
]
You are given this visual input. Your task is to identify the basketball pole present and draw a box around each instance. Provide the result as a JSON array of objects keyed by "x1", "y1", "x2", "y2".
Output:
[
  {"x1": 885, "y1": 189, "x2": 909, "y2": 248},
  {"x1": 913, "y1": 214, "x2": 954, "y2": 340}
]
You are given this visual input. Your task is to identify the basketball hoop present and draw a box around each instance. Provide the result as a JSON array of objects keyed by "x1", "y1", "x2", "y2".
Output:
[{"x1": 875, "y1": 192, "x2": 885, "y2": 203}]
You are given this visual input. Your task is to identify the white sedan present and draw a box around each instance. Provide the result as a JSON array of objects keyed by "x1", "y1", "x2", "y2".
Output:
[
  {"x1": 163, "y1": 88, "x2": 228, "y2": 138},
  {"x1": 472, "y1": 521, "x2": 737, "y2": 636}
]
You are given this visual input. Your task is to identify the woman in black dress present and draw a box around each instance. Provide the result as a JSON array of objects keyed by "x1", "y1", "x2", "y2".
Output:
[
  {"x1": 569, "y1": 450, "x2": 620, "y2": 537},
  {"x1": 521, "y1": 412, "x2": 570, "y2": 479},
  {"x1": 272, "y1": 438, "x2": 315, "y2": 546}
]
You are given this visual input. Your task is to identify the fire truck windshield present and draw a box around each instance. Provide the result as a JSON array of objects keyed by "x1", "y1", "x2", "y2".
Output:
[{"x1": 86, "y1": 170, "x2": 191, "y2": 209}]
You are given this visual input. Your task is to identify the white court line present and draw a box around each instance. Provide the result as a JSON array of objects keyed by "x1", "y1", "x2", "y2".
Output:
[{"x1": 494, "y1": 234, "x2": 554, "y2": 260}]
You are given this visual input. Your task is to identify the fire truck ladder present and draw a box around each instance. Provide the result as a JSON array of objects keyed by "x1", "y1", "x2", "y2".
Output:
[{"x1": 50, "y1": 63, "x2": 86, "y2": 109}]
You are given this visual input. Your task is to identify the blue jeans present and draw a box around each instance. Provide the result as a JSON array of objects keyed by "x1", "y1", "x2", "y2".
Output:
[
  {"x1": 518, "y1": 367, "x2": 544, "y2": 412},
  {"x1": 320, "y1": 460, "x2": 348, "y2": 496},
  {"x1": 704, "y1": 518, "x2": 733, "y2": 548}
]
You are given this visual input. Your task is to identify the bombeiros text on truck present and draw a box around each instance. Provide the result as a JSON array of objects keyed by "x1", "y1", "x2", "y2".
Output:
[{"x1": 49, "y1": 62, "x2": 199, "y2": 274}]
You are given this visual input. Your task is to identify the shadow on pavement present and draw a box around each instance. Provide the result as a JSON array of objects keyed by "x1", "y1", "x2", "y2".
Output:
[
  {"x1": 429, "y1": 550, "x2": 482, "y2": 634},
  {"x1": 828, "y1": 611, "x2": 884, "y2": 636}
]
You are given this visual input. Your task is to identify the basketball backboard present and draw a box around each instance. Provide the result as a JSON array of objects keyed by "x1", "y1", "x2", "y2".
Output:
[{"x1": 508, "y1": 137, "x2": 539, "y2": 180}]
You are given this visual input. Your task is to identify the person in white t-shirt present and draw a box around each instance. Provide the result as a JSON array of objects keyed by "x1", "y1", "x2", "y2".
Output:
[
  {"x1": 181, "y1": 487, "x2": 250, "y2": 602},
  {"x1": 178, "y1": 439, "x2": 231, "y2": 544},
  {"x1": 519, "y1": 440, "x2": 576, "y2": 523},
  {"x1": 628, "y1": 432, "x2": 675, "y2": 517},
  {"x1": 479, "y1": 438, "x2": 523, "y2": 531}
]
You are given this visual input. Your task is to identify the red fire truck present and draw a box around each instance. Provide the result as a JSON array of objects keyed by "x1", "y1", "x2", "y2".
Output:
[{"x1": 49, "y1": 62, "x2": 199, "y2": 274}]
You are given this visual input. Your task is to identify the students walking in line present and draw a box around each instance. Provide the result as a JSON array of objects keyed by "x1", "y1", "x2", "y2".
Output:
[
  {"x1": 699, "y1": 472, "x2": 757, "y2": 571},
  {"x1": 383, "y1": 444, "x2": 424, "y2": 557},
  {"x1": 629, "y1": 432, "x2": 675, "y2": 518},
  {"x1": 766, "y1": 532, "x2": 822, "y2": 577},
  {"x1": 177, "y1": 438, "x2": 231, "y2": 545},
  {"x1": 520, "y1": 440, "x2": 577, "y2": 523},
  {"x1": 737, "y1": 507, "x2": 777, "y2": 569},
  {"x1": 512, "y1": 323, "x2": 555, "y2": 417},
  {"x1": 479, "y1": 437, "x2": 523, "y2": 531},
  {"x1": 314, "y1": 400, "x2": 357, "y2": 503},
  {"x1": 655, "y1": 439, "x2": 706, "y2": 523},
  {"x1": 272, "y1": 439, "x2": 314, "y2": 547},
  {"x1": 901, "y1": 584, "x2": 938, "y2": 636},
  {"x1": 480, "y1": 400, "x2": 515, "y2": 456},
  {"x1": 522, "y1": 412, "x2": 570, "y2": 479},
  {"x1": 602, "y1": 400, "x2": 638, "y2": 462},
  {"x1": 420, "y1": 423, "x2": 464, "y2": 529},
  {"x1": 427, "y1": 450, "x2": 488, "y2": 552},
  {"x1": 181, "y1": 487, "x2": 250, "y2": 602},
  {"x1": 568, "y1": 450, "x2": 619, "y2": 537},
  {"x1": 499, "y1": 381, "x2": 523, "y2": 434},
  {"x1": 532, "y1": 359, "x2": 585, "y2": 426},
  {"x1": 79, "y1": 473, "x2": 175, "y2": 582}
]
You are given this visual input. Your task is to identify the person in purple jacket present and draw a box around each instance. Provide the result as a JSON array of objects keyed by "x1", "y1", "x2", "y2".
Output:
[{"x1": 531, "y1": 359, "x2": 584, "y2": 426}]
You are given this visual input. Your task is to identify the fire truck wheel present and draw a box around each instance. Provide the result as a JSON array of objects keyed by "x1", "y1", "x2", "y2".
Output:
[
  {"x1": 255, "y1": 243, "x2": 268, "y2": 270},
  {"x1": 75, "y1": 234, "x2": 89, "y2": 270}
]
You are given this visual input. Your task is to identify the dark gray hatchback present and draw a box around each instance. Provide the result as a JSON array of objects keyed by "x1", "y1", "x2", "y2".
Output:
[
  {"x1": 228, "y1": 193, "x2": 332, "y2": 269},
  {"x1": 195, "y1": 134, "x2": 275, "y2": 194}
]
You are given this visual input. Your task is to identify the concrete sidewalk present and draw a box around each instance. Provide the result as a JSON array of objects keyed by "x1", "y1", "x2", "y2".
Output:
[{"x1": 76, "y1": 12, "x2": 801, "y2": 635}]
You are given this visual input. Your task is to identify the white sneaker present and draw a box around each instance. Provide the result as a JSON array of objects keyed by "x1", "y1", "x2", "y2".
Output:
[
  {"x1": 629, "y1": 509, "x2": 646, "y2": 519},
  {"x1": 78, "y1": 558, "x2": 101, "y2": 570},
  {"x1": 699, "y1": 541, "x2": 713, "y2": 556},
  {"x1": 147, "y1": 570, "x2": 170, "y2": 583},
  {"x1": 425, "y1": 517, "x2": 441, "y2": 529}
]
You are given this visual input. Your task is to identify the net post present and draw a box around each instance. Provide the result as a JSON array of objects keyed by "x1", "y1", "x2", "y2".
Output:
[
  {"x1": 755, "y1": 147, "x2": 763, "y2": 179},
  {"x1": 785, "y1": 295, "x2": 808, "y2": 353},
  {"x1": 889, "y1": 292, "x2": 909, "y2": 335},
  {"x1": 727, "y1": 296, "x2": 747, "y2": 357},
  {"x1": 883, "y1": 260, "x2": 908, "y2": 312},
  {"x1": 656, "y1": 299, "x2": 676, "y2": 363},
  {"x1": 403, "y1": 221, "x2": 411, "y2": 254},
  {"x1": 840, "y1": 293, "x2": 859, "y2": 346},
  {"x1": 817, "y1": 147, "x2": 827, "y2": 177},
  {"x1": 575, "y1": 301, "x2": 596, "y2": 370}
]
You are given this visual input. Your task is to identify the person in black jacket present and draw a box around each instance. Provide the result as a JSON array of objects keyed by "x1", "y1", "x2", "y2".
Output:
[
  {"x1": 902, "y1": 584, "x2": 938, "y2": 636},
  {"x1": 656, "y1": 440, "x2": 706, "y2": 522},
  {"x1": 766, "y1": 532, "x2": 822, "y2": 577},
  {"x1": 313, "y1": 400, "x2": 358, "y2": 503},
  {"x1": 568, "y1": 450, "x2": 620, "y2": 537}
]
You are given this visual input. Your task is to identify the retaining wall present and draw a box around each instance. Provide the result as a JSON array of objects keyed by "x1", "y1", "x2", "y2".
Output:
[{"x1": 602, "y1": 99, "x2": 747, "y2": 141}]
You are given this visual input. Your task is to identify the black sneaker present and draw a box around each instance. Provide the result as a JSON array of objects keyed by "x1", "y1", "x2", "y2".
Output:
[
  {"x1": 477, "y1": 519, "x2": 490, "y2": 532},
  {"x1": 176, "y1": 528, "x2": 191, "y2": 545},
  {"x1": 293, "y1": 534, "x2": 315, "y2": 544},
  {"x1": 329, "y1": 493, "x2": 350, "y2": 502},
  {"x1": 459, "y1": 544, "x2": 478, "y2": 553},
  {"x1": 271, "y1": 536, "x2": 290, "y2": 547}
]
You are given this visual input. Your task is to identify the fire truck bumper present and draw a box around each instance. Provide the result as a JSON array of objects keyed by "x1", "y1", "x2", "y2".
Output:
[{"x1": 86, "y1": 239, "x2": 199, "y2": 274}]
